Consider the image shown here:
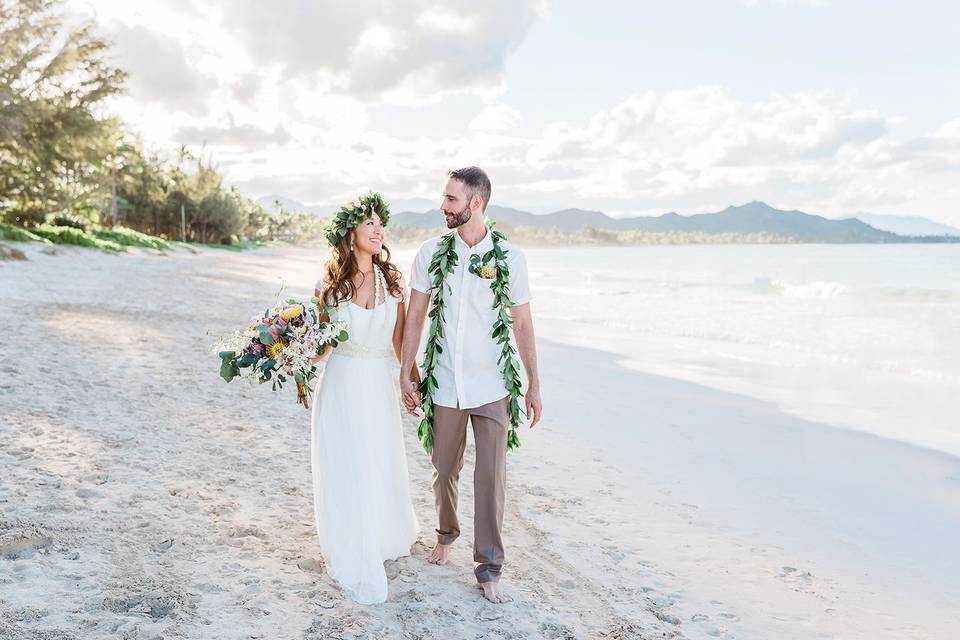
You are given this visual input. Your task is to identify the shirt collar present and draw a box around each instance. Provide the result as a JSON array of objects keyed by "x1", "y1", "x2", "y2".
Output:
[{"x1": 454, "y1": 226, "x2": 493, "y2": 254}]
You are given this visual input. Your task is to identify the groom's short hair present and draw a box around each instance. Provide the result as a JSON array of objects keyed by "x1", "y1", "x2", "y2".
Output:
[{"x1": 448, "y1": 166, "x2": 491, "y2": 212}]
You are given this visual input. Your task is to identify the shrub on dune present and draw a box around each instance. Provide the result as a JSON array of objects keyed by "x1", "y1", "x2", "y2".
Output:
[
  {"x1": 31, "y1": 225, "x2": 126, "y2": 253},
  {"x1": 91, "y1": 226, "x2": 171, "y2": 251},
  {"x1": 0, "y1": 223, "x2": 51, "y2": 243}
]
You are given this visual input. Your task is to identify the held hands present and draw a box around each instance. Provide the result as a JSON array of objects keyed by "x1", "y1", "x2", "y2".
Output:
[
  {"x1": 525, "y1": 384, "x2": 542, "y2": 429},
  {"x1": 400, "y1": 369, "x2": 422, "y2": 417}
]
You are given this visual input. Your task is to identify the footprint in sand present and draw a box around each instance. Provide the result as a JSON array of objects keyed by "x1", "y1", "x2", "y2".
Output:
[
  {"x1": 313, "y1": 597, "x2": 337, "y2": 609},
  {"x1": 385, "y1": 561, "x2": 402, "y2": 580},
  {"x1": 777, "y1": 565, "x2": 814, "y2": 583},
  {"x1": 13, "y1": 606, "x2": 48, "y2": 622},
  {"x1": 539, "y1": 621, "x2": 576, "y2": 638},
  {"x1": 0, "y1": 532, "x2": 53, "y2": 559},
  {"x1": 297, "y1": 557, "x2": 324, "y2": 573},
  {"x1": 152, "y1": 538, "x2": 174, "y2": 552},
  {"x1": 654, "y1": 610, "x2": 682, "y2": 625},
  {"x1": 602, "y1": 545, "x2": 626, "y2": 562},
  {"x1": 228, "y1": 525, "x2": 267, "y2": 540},
  {"x1": 645, "y1": 591, "x2": 682, "y2": 626},
  {"x1": 478, "y1": 608, "x2": 506, "y2": 622},
  {"x1": 398, "y1": 588, "x2": 425, "y2": 603},
  {"x1": 647, "y1": 593, "x2": 674, "y2": 608}
]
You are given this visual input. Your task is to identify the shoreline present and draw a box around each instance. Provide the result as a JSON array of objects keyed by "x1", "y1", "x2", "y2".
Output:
[{"x1": 524, "y1": 336, "x2": 960, "y2": 638}]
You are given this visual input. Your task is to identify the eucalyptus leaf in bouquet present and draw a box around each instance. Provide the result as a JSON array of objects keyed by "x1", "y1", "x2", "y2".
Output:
[{"x1": 209, "y1": 296, "x2": 348, "y2": 408}]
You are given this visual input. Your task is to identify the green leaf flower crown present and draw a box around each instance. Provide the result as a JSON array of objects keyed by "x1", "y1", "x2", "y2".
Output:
[{"x1": 323, "y1": 191, "x2": 391, "y2": 246}]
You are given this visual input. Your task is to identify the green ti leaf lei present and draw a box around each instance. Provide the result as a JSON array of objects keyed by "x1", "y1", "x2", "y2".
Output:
[{"x1": 416, "y1": 220, "x2": 524, "y2": 453}]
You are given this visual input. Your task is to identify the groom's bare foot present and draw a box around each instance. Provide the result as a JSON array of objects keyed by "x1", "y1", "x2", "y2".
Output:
[
  {"x1": 478, "y1": 581, "x2": 513, "y2": 604},
  {"x1": 427, "y1": 542, "x2": 451, "y2": 565}
]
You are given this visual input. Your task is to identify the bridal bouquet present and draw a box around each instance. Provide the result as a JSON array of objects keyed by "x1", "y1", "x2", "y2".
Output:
[{"x1": 209, "y1": 298, "x2": 348, "y2": 409}]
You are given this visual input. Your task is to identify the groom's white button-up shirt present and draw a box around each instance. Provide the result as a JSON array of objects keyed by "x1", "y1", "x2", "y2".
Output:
[{"x1": 409, "y1": 227, "x2": 532, "y2": 410}]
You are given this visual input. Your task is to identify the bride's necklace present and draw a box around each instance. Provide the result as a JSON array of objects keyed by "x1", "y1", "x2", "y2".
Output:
[
  {"x1": 416, "y1": 221, "x2": 523, "y2": 454},
  {"x1": 353, "y1": 265, "x2": 385, "y2": 308}
]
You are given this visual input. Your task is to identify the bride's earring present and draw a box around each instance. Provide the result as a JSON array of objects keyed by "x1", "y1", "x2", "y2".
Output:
[{"x1": 349, "y1": 237, "x2": 355, "y2": 252}]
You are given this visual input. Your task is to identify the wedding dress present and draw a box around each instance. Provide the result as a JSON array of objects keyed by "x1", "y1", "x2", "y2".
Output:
[{"x1": 310, "y1": 265, "x2": 418, "y2": 604}]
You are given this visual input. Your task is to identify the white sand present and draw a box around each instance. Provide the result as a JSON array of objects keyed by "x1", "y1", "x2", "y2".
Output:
[{"x1": 1, "y1": 243, "x2": 957, "y2": 639}]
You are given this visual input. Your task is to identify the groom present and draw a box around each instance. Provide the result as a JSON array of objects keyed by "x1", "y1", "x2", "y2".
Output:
[{"x1": 400, "y1": 166, "x2": 542, "y2": 604}]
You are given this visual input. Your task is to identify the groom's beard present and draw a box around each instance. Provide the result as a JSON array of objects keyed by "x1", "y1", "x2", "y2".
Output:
[{"x1": 444, "y1": 204, "x2": 472, "y2": 229}]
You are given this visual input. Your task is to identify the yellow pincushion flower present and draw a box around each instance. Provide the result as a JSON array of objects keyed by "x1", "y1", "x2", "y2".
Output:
[
  {"x1": 280, "y1": 306, "x2": 302, "y2": 321},
  {"x1": 267, "y1": 339, "x2": 286, "y2": 358}
]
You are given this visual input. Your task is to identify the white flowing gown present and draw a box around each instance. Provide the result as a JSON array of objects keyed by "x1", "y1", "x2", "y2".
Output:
[{"x1": 310, "y1": 266, "x2": 419, "y2": 604}]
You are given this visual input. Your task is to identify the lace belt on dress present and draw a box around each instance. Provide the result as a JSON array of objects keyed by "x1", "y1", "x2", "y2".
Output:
[{"x1": 332, "y1": 342, "x2": 394, "y2": 360}]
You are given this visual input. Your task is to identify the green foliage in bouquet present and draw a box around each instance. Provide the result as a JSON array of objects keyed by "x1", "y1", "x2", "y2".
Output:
[{"x1": 212, "y1": 297, "x2": 349, "y2": 408}]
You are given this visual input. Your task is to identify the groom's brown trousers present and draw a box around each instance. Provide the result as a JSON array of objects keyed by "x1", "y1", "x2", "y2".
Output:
[{"x1": 431, "y1": 395, "x2": 509, "y2": 584}]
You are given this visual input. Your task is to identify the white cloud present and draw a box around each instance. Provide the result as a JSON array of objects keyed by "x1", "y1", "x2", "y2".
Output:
[
  {"x1": 61, "y1": 2, "x2": 960, "y2": 225},
  {"x1": 173, "y1": 119, "x2": 292, "y2": 150},
  {"x1": 191, "y1": 85, "x2": 960, "y2": 226},
  {"x1": 469, "y1": 104, "x2": 522, "y2": 131},
  {"x1": 416, "y1": 8, "x2": 474, "y2": 33},
  {"x1": 507, "y1": 87, "x2": 956, "y2": 220},
  {"x1": 214, "y1": 0, "x2": 546, "y2": 103},
  {"x1": 354, "y1": 24, "x2": 401, "y2": 58},
  {"x1": 105, "y1": 22, "x2": 217, "y2": 115}
]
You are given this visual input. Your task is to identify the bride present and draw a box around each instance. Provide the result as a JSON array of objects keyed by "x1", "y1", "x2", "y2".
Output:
[{"x1": 309, "y1": 192, "x2": 418, "y2": 604}]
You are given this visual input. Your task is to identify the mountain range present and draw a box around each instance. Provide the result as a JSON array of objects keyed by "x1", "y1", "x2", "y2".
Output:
[
  {"x1": 393, "y1": 201, "x2": 958, "y2": 242},
  {"x1": 850, "y1": 213, "x2": 960, "y2": 237},
  {"x1": 258, "y1": 196, "x2": 959, "y2": 242}
]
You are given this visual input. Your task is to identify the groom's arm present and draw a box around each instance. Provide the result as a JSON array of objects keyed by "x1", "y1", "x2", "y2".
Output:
[
  {"x1": 400, "y1": 289, "x2": 430, "y2": 415},
  {"x1": 510, "y1": 302, "x2": 542, "y2": 428}
]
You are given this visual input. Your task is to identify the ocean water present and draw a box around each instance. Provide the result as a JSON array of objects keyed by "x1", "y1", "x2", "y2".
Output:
[{"x1": 522, "y1": 244, "x2": 960, "y2": 458}]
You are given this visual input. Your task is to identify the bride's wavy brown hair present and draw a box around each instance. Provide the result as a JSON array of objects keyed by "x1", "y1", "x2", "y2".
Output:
[{"x1": 319, "y1": 215, "x2": 403, "y2": 307}]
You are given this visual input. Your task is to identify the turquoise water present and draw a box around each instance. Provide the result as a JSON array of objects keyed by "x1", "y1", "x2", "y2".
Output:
[{"x1": 523, "y1": 244, "x2": 960, "y2": 457}]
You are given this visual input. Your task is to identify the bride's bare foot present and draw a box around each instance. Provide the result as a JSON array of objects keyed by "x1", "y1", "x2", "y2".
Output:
[
  {"x1": 427, "y1": 542, "x2": 451, "y2": 565},
  {"x1": 478, "y1": 581, "x2": 513, "y2": 604}
]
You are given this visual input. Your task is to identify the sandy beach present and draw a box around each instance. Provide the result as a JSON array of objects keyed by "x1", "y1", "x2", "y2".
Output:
[{"x1": 1, "y1": 242, "x2": 958, "y2": 640}]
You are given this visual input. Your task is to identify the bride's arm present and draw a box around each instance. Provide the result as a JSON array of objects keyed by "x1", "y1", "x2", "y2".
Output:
[
  {"x1": 392, "y1": 273, "x2": 410, "y2": 365},
  {"x1": 392, "y1": 299, "x2": 405, "y2": 364}
]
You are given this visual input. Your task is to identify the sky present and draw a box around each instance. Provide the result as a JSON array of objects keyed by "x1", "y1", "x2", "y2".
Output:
[{"x1": 66, "y1": 0, "x2": 960, "y2": 224}]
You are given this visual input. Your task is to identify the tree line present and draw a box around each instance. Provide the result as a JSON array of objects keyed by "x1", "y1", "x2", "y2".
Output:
[{"x1": 0, "y1": 0, "x2": 322, "y2": 245}]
